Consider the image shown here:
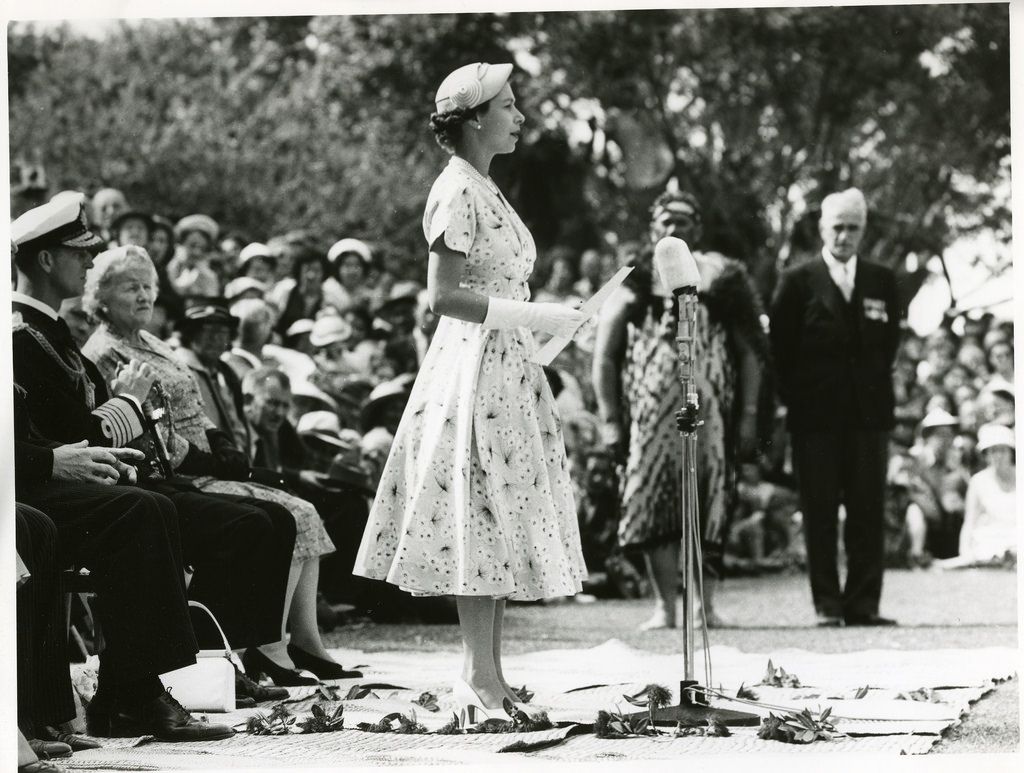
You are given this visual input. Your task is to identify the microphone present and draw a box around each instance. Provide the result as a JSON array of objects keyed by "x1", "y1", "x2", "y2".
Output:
[{"x1": 654, "y1": 236, "x2": 701, "y2": 296}]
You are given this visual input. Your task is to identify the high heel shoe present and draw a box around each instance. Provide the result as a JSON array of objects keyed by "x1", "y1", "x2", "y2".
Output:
[
  {"x1": 452, "y1": 678, "x2": 511, "y2": 727},
  {"x1": 242, "y1": 647, "x2": 318, "y2": 687},
  {"x1": 287, "y1": 643, "x2": 363, "y2": 680}
]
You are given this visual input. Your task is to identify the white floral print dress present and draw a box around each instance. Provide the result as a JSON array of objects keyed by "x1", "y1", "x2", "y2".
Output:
[{"x1": 353, "y1": 156, "x2": 587, "y2": 600}]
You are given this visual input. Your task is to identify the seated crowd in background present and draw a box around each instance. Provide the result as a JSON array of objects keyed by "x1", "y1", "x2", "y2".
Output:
[
  {"x1": 9, "y1": 187, "x2": 1016, "y2": 767},
  {"x1": 54, "y1": 186, "x2": 1023, "y2": 590}
]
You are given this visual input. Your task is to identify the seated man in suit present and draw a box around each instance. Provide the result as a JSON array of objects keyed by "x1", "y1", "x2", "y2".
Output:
[
  {"x1": 14, "y1": 387, "x2": 233, "y2": 743},
  {"x1": 10, "y1": 195, "x2": 297, "y2": 717},
  {"x1": 243, "y1": 366, "x2": 373, "y2": 613}
]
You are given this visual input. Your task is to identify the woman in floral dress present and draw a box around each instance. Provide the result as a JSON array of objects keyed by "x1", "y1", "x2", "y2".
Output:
[
  {"x1": 593, "y1": 187, "x2": 770, "y2": 631},
  {"x1": 353, "y1": 63, "x2": 588, "y2": 724}
]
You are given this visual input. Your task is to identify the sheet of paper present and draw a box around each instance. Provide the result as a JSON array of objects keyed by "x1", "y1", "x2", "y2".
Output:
[{"x1": 531, "y1": 265, "x2": 634, "y2": 366}]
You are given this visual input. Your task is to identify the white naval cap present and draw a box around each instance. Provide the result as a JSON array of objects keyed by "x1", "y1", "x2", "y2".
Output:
[{"x1": 11, "y1": 193, "x2": 105, "y2": 252}]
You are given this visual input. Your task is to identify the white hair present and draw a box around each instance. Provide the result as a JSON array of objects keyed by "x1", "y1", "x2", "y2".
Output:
[
  {"x1": 82, "y1": 244, "x2": 158, "y2": 318},
  {"x1": 820, "y1": 188, "x2": 868, "y2": 224}
]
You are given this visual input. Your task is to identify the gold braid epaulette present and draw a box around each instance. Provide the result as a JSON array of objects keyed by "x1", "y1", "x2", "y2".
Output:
[{"x1": 15, "y1": 322, "x2": 97, "y2": 410}]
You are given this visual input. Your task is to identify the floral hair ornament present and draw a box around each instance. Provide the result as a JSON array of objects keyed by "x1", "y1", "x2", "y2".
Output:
[{"x1": 434, "y1": 62, "x2": 514, "y2": 115}]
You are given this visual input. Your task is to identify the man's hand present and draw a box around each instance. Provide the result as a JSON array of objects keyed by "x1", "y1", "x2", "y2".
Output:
[
  {"x1": 51, "y1": 440, "x2": 121, "y2": 485},
  {"x1": 599, "y1": 420, "x2": 626, "y2": 464},
  {"x1": 109, "y1": 447, "x2": 145, "y2": 484},
  {"x1": 110, "y1": 360, "x2": 157, "y2": 403},
  {"x1": 298, "y1": 469, "x2": 323, "y2": 489}
]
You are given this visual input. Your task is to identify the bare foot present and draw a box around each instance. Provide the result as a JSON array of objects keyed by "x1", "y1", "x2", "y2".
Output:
[
  {"x1": 638, "y1": 609, "x2": 676, "y2": 631},
  {"x1": 694, "y1": 608, "x2": 728, "y2": 628}
]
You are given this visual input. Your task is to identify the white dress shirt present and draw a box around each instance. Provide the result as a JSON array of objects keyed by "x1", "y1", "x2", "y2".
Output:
[{"x1": 821, "y1": 249, "x2": 858, "y2": 303}]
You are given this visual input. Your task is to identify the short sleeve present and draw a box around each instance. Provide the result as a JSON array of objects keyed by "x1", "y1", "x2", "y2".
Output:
[{"x1": 423, "y1": 181, "x2": 476, "y2": 255}]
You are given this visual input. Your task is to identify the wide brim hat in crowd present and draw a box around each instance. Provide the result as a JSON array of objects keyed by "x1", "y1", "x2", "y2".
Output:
[
  {"x1": 374, "y1": 280, "x2": 423, "y2": 315},
  {"x1": 434, "y1": 62, "x2": 514, "y2": 115},
  {"x1": 360, "y1": 373, "x2": 415, "y2": 427},
  {"x1": 239, "y1": 242, "x2": 277, "y2": 266},
  {"x1": 291, "y1": 379, "x2": 341, "y2": 415},
  {"x1": 983, "y1": 377, "x2": 1015, "y2": 403},
  {"x1": 110, "y1": 210, "x2": 154, "y2": 235},
  {"x1": 285, "y1": 318, "x2": 316, "y2": 338},
  {"x1": 976, "y1": 423, "x2": 1015, "y2": 453},
  {"x1": 11, "y1": 193, "x2": 106, "y2": 255},
  {"x1": 309, "y1": 314, "x2": 353, "y2": 348},
  {"x1": 921, "y1": 408, "x2": 959, "y2": 432},
  {"x1": 224, "y1": 277, "x2": 268, "y2": 302},
  {"x1": 327, "y1": 238, "x2": 372, "y2": 267},
  {"x1": 179, "y1": 302, "x2": 239, "y2": 332},
  {"x1": 296, "y1": 411, "x2": 349, "y2": 447},
  {"x1": 313, "y1": 442, "x2": 374, "y2": 494},
  {"x1": 175, "y1": 214, "x2": 219, "y2": 244}
]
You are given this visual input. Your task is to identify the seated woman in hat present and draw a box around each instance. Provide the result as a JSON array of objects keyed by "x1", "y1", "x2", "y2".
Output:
[
  {"x1": 324, "y1": 238, "x2": 377, "y2": 311},
  {"x1": 81, "y1": 245, "x2": 358, "y2": 684},
  {"x1": 166, "y1": 214, "x2": 221, "y2": 299},
  {"x1": 268, "y1": 245, "x2": 333, "y2": 337},
  {"x1": 233, "y1": 242, "x2": 279, "y2": 286},
  {"x1": 938, "y1": 423, "x2": 1016, "y2": 568}
]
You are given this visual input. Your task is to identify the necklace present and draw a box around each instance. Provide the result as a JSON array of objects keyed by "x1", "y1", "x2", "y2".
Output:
[{"x1": 453, "y1": 156, "x2": 505, "y2": 203}]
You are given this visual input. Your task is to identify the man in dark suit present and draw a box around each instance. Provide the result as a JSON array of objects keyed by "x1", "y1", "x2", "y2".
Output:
[
  {"x1": 14, "y1": 392, "x2": 233, "y2": 744},
  {"x1": 10, "y1": 195, "x2": 296, "y2": 719},
  {"x1": 770, "y1": 188, "x2": 901, "y2": 627}
]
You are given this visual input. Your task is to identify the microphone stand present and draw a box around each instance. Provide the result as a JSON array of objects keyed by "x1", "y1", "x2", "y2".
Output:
[{"x1": 629, "y1": 286, "x2": 758, "y2": 727}]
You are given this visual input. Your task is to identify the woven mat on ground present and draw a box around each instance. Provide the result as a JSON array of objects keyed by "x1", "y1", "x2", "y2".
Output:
[{"x1": 60, "y1": 640, "x2": 1015, "y2": 768}]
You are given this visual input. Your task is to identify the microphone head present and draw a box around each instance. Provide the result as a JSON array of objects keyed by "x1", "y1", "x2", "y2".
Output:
[{"x1": 653, "y1": 236, "x2": 700, "y2": 294}]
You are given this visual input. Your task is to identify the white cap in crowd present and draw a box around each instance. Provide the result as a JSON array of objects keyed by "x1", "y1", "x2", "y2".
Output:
[
  {"x1": 327, "y1": 238, "x2": 372, "y2": 266},
  {"x1": 977, "y1": 423, "x2": 1015, "y2": 452}
]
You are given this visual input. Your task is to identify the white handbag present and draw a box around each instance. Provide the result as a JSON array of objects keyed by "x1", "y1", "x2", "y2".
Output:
[{"x1": 160, "y1": 601, "x2": 236, "y2": 712}]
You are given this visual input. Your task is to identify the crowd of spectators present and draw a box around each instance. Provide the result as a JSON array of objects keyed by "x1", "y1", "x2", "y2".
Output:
[{"x1": 26, "y1": 186, "x2": 1021, "y2": 601}]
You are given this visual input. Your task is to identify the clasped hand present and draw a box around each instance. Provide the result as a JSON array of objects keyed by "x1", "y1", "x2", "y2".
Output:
[
  {"x1": 51, "y1": 440, "x2": 146, "y2": 485},
  {"x1": 110, "y1": 359, "x2": 157, "y2": 402}
]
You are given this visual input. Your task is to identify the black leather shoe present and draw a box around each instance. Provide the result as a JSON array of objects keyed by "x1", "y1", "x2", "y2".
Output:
[
  {"x1": 86, "y1": 690, "x2": 234, "y2": 741},
  {"x1": 242, "y1": 647, "x2": 318, "y2": 687},
  {"x1": 845, "y1": 614, "x2": 898, "y2": 627},
  {"x1": 26, "y1": 740, "x2": 71, "y2": 760},
  {"x1": 38, "y1": 725, "x2": 102, "y2": 751},
  {"x1": 234, "y1": 664, "x2": 289, "y2": 702},
  {"x1": 815, "y1": 614, "x2": 844, "y2": 627},
  {"x1": 287, "y1": 643, "x2": 363, "y2": 680}
]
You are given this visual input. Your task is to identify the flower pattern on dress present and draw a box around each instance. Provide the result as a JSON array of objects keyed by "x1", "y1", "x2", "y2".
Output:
[
  {"x1": 352, "y1": 157, "x2": 587, "y2": 601},
  {"x1": 84, "y1": 324, "x2": 335, "y2": 561}
]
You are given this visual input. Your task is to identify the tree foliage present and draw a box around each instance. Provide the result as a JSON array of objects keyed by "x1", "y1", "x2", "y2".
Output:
[{"x1": 8, "y1": 6, "x2": 1009, "y2": 304}]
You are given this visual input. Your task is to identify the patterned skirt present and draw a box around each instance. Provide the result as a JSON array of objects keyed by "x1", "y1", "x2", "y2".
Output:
[
  {"x1": 194, "y1": 477, "x2": 335, "y2": 561},
  {"x1": 617, "y1": 307, "x2": 736, "y2": 563}
]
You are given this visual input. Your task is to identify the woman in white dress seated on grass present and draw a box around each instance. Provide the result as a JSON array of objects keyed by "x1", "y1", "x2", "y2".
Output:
[{"x1": 939, "y1": 422, "x2": 1016, "y2": 568}]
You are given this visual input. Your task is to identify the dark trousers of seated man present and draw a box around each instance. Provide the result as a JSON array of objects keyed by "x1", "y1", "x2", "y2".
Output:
[
  {"x1": 15, "y1": 487, "x2": 197, "y2": 712},
  {"x1": 16, "y1": 504, "x2": 77, "y2": 735},
  {"x1": 142, "y1": 483, "x2": 297, "y2": 650}
]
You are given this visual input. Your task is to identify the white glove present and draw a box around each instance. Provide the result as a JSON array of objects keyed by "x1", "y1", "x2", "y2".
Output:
[{"x1": 483, "y1": 297, "x2": 586, "y2": 339}]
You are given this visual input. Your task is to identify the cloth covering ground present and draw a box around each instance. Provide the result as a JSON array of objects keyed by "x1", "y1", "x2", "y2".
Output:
[{"x1": 58, "y1": 639, "x2": 1016, "y2": 768}]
